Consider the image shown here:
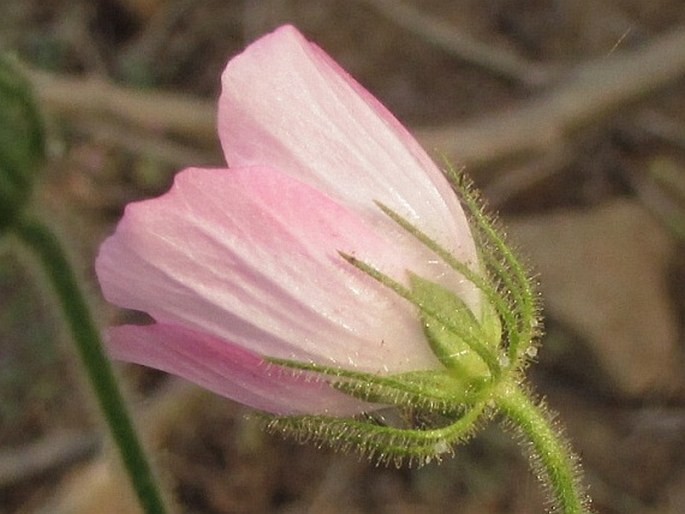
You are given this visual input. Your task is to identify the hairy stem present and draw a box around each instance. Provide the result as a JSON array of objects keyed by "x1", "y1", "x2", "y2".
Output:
[
  {"x1": 12, "y1": 215, "x2": 169, "y2": 514},
  {"x1": 496, "y1": 382, "x2": 590, "y2": 514}
]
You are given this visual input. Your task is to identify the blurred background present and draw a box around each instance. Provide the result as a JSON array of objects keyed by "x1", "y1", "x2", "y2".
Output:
[{"x1": 1, "y1": 1, "x2": 684, "y2": 512}]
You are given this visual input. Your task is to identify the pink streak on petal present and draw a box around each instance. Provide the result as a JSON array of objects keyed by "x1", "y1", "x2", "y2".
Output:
[
  {"x1": 108, "y1": 323, "x2": 372, "y2": 415},
  {"x1": 97, "y1": 166, "x2": 441, "y2": 374},
  {"x1": 218, "y1": 25, "x2": 479, "y2": 301}
]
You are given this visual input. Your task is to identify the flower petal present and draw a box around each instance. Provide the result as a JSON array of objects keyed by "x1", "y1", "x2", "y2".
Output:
[
  {"x1": 96, "y1": 166, "x2": 441, "y2": 373},
  {"x1": 218, "y1": 25, "x2": 479, "y2": 305},
  {"x1": 108, "y1": 323, "x2": 372, "y2": 415}
]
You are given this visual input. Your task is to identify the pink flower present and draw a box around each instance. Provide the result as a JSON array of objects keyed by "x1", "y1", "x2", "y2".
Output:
[{"x1": 96, "y1": 25, "x2": 480, "y2": 416}]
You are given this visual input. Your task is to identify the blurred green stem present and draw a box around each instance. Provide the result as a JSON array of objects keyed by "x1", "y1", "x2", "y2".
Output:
[
  {"x1": 11, "y1": 215, "x2": 169, "y2": 514},
  {"x1": 496, "y1": 381, "x2": 590, "y2": 514}
]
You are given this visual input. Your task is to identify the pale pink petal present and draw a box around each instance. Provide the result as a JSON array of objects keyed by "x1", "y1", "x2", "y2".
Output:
[
  {"x1": 218, "y1": 25, "x2": 480, "y2": 311},
  {"x1": 108, "y1": 323, "x2": 372, "y2": 415},
  {"x1": 96, "y1": 166, "x2": 440, "y2": 373}
]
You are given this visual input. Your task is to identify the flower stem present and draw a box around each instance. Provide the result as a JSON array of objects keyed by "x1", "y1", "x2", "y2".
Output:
[
  {"x1": 496, "y1": 382, "x2": 591, "y2": 514},
  {"x1": 12, "y1": 215, "x2": 169, "y2": 514}
]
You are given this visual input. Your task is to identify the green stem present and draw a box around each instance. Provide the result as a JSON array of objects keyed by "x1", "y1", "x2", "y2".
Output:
[
  {"x1": 12, "y1": 215, "x2": 169, "y2": 514},
  {"x1": 496, "y1": 382, "x2": 590, "y2": 514}
]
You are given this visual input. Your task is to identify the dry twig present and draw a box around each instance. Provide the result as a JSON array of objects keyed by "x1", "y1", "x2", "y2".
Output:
[
  {"x1": 25, "y1": 66, "x2": 216, "y2": 143},
  {"x1": 417, "y1": 26, "x2": 685, "y2": 169},
  {"x1": 360, "y1": 0, "x2": 548, "y2": 87}
]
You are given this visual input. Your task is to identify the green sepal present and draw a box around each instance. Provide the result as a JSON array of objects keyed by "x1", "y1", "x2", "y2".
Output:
[
  {"x1": 441, "y1": 165, "x2": 541, "y2": 366},
  {"x1": 332, "y1": 369, "x2": 487, "y2": 415},
  {"x1": 410, "y1": 273, "x2": 493, "y2": 379},
  {"x1": 266, "y1": 357, "x2": 478, "y2": 415},
  {"x1": 339, "y1": 252, "x2": 502, "y2": 378},
  {"x1": 260, "y1": 399, "x2": 489, "y2": 467}
]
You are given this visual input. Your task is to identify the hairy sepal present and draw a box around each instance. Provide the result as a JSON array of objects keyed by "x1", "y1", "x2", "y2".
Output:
[
  {"x1": 266, "y1": 357, "x2": 484, "y2": 415},
  {"x1": 410, "y1": 273, "x2": 494, "y2": 378},
  {"x1": 261, "y1": 355, "x2": 493, "y2": 466},
  {"x1": 260, "y1": 399, "x2": 488, "y2": 467},
  {"x1": 441, "y1": 165, "x2": 541, "y2": 368}
]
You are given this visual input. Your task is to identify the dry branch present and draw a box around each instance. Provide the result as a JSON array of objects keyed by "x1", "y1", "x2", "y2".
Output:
[
  {"x1": 418, "y1": 27, "x2": 685, "y2": 169},
  {"x1": 26, "y1": 67, "x2": 216, "y2": 143},
  {"x1": 360, "y1": 0, "x2": 547, "y2": 87}
]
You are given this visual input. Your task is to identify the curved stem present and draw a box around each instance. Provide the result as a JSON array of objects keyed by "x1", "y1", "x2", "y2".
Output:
[
  {"x1": 11, "y1": 215, "x2": 169, "y2": 514},
  {"x1": 496, "y1": 382, "x2": 591, "y2": 514}
]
